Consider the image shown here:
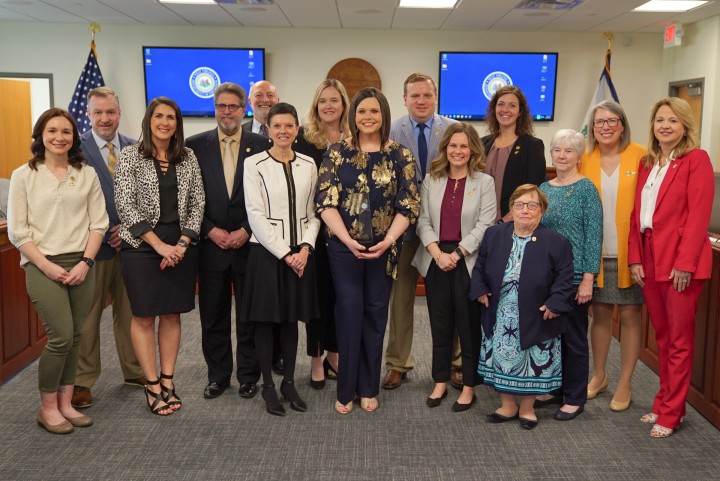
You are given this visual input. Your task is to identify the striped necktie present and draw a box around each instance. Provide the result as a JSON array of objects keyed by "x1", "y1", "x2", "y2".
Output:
[{"x1": 106, "y1": 142, "x2": 117, "y2": 176}]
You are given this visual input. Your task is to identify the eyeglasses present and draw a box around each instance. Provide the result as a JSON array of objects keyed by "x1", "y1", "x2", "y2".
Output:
[
  {"x1": 512, "y1": 201, "x2": 541, "y2": 211},
  {"x1": 593, "y1": 118, "x2": 621, "y2": 128},
  {"x1": 215, "y1": 104, "x2": 243, "y2": 113}
]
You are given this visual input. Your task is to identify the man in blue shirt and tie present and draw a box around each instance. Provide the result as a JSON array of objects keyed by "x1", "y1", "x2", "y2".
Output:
[{"x1": 384, "y1": 73, "x2": 459, "y2": 390}]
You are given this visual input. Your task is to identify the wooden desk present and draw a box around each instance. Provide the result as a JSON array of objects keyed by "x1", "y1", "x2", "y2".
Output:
[{"x1": 0, "y1": 221, "x2": 46, "y2": 384}]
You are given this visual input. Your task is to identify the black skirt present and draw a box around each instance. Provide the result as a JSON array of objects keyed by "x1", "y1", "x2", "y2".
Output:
[
  {"x1": 239, "y1": 243, "x2": 319, "y2": 324},
  {"x1": 121, "y1": 222, "x2": 198, "y2": 317}
]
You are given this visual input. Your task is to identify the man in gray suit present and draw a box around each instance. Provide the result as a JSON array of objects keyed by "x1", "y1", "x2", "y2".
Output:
[
  {"x1": 72, "y1": 87, "x2": 144, "y2": 409},
  {"x1": 383, "y1": 73, "x2": 459, "y2": 390}
]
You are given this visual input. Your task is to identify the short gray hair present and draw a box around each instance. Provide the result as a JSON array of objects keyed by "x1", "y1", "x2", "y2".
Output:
[
  {"x1": 550, "y1": 129, "x2": 585, "y2": 156},
  {"x1": 213, "y1": 82, "x2": 246, "y2": 107},
  {"x1": 586, "y1": 100, "x2": 631, "y2": 152}
]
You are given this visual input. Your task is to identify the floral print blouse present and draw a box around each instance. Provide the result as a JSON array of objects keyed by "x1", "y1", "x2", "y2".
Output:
[{"x1": 315, "y1": 139, "x2": 420, "y2": 277}]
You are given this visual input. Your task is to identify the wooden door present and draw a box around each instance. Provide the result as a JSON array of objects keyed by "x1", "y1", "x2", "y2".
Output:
[{"x1": 0, "y1": 79, "x2": 33, "y2": 179}]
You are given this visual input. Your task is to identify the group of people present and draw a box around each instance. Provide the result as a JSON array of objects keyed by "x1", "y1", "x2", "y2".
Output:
[{"x1": 6, "y1": 72, "x2": 714, "y2": 439}]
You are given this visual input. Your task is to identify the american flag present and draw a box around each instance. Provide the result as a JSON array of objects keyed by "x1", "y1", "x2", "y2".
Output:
[{"x1": 68, "y1": 41, "x2": 105, "y2": 133}]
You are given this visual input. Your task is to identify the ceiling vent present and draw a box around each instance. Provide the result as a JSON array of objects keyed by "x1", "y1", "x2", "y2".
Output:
[{"x1": 515, "y1": 0, "x2": 584, "y2": 10}]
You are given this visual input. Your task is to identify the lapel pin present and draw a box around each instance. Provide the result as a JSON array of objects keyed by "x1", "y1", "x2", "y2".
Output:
[
  {"x1": 69, "y1": 176, "x2": 76, "y2": 186},
  {"x1": 531, "y1": 236, "x2": 537, "y2": 242},
  {"x1": 246, "y1": 147, "x2": 251, "y2": 152},
  {"x1": 625, "y1": 171, "x2": 637, "y2": 176},
  {"x1": 673, "y1": 164, "x2": 677, "y2": 169}
]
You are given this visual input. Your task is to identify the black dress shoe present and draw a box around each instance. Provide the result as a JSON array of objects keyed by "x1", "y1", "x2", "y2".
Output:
[
  {"x1": 261, "y1": 384, "x2": 286, "y2": 417},
  {"x1": 238, "y1": 382, "x2": 259, "y2": 398},
  {"x1": 426, "y1": 390, "x2": 448, "y2": 408},
  {"x1": 280, "y1": 380, "x2": 307, "y2": 412},
  {"x1": 554, "y1": 405, "x2": 584, "y2": 421},
  {"x1": 486, "y1": 412, "x2": 519, "y2": 423},
  {"x1": 451, "y1": 394, "x2": 477, "y2": 412},
  {"x1": 519, "y1": 417, "x2": 539, "y2": 430},
  {"x1": 309, "y1": 378, "x2": 326, "y2": 390},
  {"x1": 204, "y1": 380, "x2": 230, "y2": 399},
  {"x1": 272, "y1": 359, "x2": 284, "y2": 375},
  {"x1": 534, "y1": 395, "x2": 563, "y2": 408}
]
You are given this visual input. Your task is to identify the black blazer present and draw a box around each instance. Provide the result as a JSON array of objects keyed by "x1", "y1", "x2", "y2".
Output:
[
  {"x1": 469, "y1": 222, "x2": 574, "y2": 350},
  {"x1": 482, "y1": 134, "x2": 546, "y2": 217},
  {"x1": 186, "y1": 128, "x2": 270, "y2": 272}
]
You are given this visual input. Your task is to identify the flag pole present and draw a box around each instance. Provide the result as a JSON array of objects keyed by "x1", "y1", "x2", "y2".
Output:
[{"x1": 89, "y1": 22, "x2": 101, "y2": 57}]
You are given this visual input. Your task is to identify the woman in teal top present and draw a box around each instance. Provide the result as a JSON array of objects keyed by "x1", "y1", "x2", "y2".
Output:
[{"x1": 538, "y1": 129, "x2": 602, "y2": 421}]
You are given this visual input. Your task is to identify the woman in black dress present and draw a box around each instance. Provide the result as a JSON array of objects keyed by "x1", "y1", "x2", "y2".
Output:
[
  {"x1": 241, "y1": 103, "x2": 320, "y2": 416},
  {"x1": 294, "y1": 79, "x2": 350, "y2": 389},
  {"x1": 115, "y1": 97, "x2": 205, "y2": 416}
]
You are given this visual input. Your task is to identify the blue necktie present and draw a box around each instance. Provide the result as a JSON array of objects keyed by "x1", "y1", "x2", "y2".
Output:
[{"x1": 418, "y1": 123, "x2": 428, "y2": 178}]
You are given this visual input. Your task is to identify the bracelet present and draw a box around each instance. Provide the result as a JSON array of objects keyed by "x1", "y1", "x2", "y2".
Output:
[
  {"x1": 386, "y1": 233, "x2": 396, "y2": 245},
  {"x1": 435, "y1": 253, "x2": 442, "y2": 265}
]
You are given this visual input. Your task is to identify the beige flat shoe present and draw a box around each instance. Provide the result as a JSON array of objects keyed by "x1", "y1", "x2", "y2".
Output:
[
  {"x1": 587, "y1": 373, "x2": 608, "y2": 400},
  {"x1": 65, "y1": 413, "x2": 94, "y2": 427},
  {"x1": 37, "y1": 412, "x2": 74, "y2": 435},
  {"x1": 609, "y1": 389, "x2": 631, "y2": 412},
  {"x1": 334, "y1": 400, "x2": 353, "y2": 414}
]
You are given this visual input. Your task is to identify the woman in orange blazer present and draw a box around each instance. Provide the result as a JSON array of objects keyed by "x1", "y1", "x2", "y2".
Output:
[
  {"x1": 579, "y1": 101, "x2": 646, "y2": 412},
  {"x1": 628, "y1": 97, "x2": 714, "y2": 438}
]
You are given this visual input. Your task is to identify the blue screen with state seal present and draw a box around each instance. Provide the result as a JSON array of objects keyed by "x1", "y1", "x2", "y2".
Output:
[
  {"x1": 143, "y1": 47, "x2": 265, "y2": 117},
  {"x1": 438, "y1": 52, "x2": 558, "y2": 121}
]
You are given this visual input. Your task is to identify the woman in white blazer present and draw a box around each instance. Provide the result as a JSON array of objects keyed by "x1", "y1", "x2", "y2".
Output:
[{"x1": 412, "y1": 122, "x2": 496, "y2": 411}]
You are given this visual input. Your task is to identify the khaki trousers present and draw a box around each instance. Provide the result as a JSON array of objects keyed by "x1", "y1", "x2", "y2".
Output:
[{"x1": 75, "y1": 254, "x2": 142, "y2": 388}]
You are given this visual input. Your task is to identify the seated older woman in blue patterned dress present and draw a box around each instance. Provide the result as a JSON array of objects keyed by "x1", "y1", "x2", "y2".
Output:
[
  {"x1": 537, "y1": 129, "x2": 603, "y2": 421},
  {"x1": 470, "y1": 184, "x2": 574, "y2": 429}
]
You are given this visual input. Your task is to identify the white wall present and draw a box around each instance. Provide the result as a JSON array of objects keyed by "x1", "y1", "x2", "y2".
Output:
[
  {"x1": 661, "y1": 16, "x2": 719, "y2": 166},
  {"x1": 0, "y1": 20, "x2": 668, "y2": 161}
]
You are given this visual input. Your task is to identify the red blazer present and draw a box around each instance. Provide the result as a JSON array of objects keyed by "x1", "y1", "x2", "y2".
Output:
[{"x1": 628, "y1": 148, "x2": 714, "y2": 281}]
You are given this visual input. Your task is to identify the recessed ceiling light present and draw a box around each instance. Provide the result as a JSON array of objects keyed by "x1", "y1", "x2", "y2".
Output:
[
  {"x1": 355, "y1": 9, "x2": 381, "y2": 14},
  {"x1": 158, "y1": 0, "x2": 216, "y2": 5},
  {"x1": 633, "y1": 1, "x2": 709, "y2": 12},
  {"x1": 399, "y1": 0, "x2": 458, "y2": 8}
]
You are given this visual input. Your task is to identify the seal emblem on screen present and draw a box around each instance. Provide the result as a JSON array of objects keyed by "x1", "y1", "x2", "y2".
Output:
[
  {"x1": 189, "y1": 67, "x2": 221, "y2": 99},
  {"x1": 482, "y1": 71, "x2": 513, "y2": 100}
]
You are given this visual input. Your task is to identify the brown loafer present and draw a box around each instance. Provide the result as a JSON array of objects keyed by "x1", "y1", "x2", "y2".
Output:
[
  {"x1": 124, "y1": 376, "x2": 147, "y2": 388},
  {"x1": 71, "y1": 386, "x2": 93, "y2": 409},
  {"x1": 450, "y1": 368, "x2": 463, "y2": 391},
  {"x1": 381, "y1": 369, "x2": 406, "y2": 390}
]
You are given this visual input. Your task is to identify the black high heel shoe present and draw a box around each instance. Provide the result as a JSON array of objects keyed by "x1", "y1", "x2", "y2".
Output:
[
  {"x1": 160, "y1": 372, "x2": 181, "y2": 411},
  {"x1": 145, "y1": 379, "x2": 172, "y2": 416},
  {"x1": 261, "y1": 384, "x2": 286, "y2": 417},
  {"x1": 323, "y1": 358, "x2": 338, "y2": 380},
  {"x1": 280, "y1": 381, "x2": 308, "y2": 412}
]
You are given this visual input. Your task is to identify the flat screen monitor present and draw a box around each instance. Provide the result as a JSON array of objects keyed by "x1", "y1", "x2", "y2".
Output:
[
  {"x1": 438, "y1": 52, "x2": 558, "y2": 121},
  {"x1": 142, "y1": 46, "x2": 265, "y2": 118}
]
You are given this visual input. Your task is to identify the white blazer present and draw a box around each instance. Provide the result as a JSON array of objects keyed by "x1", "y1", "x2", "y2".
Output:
[
  {"x1": 244, "y1": 150, "x2": 320, "y2": 259},
  {"x1": 412, "y1": 171, "x2": 496, "y2": 277}
]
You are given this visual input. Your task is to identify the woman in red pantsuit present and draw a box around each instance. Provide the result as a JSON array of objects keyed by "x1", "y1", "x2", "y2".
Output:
[{"x1": 628, "y1": 97, "x2": 714, "y2": 438}]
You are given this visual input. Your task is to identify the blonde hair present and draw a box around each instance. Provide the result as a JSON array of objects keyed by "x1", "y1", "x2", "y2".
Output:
[
  {"x1": 303, "y1": 79, "x2": 350, "y2": 150},
  {"x1": 428, "y1": 122, "x2": 486, "y2": 180},
  {"x1": 644, "y1": 97, "x2": 698, "y2": 168}
]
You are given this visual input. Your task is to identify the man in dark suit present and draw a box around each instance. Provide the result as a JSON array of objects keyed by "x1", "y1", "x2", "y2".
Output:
[
  {"x1": 242, "y1": 80, "x2": 279, "y2": 135},
  {"x1": 186, "y1": 82, "x2": 270, "y2": 399},
  {"x1": 383, "y1": 73, "x2": 459, "y2": 391},
  {"x1": 72, "y1": 86, "x2": 144, "y2": 409}
]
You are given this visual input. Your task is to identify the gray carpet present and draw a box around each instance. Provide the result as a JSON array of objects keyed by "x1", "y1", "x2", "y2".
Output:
[{"x1": 1, "y1": 297, "x2": 719, "y2": 481}]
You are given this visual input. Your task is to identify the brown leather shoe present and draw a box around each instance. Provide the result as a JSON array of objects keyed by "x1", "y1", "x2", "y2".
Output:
[
  {"x1": 124, "y1": 376, "x2": 147, "y2": 388},
  {"x1": 450, "y1": 368, "x2": 463, "y2": 391},
  {"x1": 71, "y1": 386, "x2": 93, "y2": 409},
  {"x1": 381, "y1": 370, "x2": 406, "y2": 390}
]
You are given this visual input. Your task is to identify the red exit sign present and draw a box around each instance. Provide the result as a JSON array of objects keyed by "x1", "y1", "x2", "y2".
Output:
[{"x1": 664, "y1": 24, "x2": 682, "y2": 48}]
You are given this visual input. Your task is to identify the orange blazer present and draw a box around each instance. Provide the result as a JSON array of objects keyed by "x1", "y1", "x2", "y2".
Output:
[
  {"x1": 628, "y1": 148, "x2": 714, "y2": 281},
  {"x1": 580, "y1": 142, "x2": 646, "y2": 288}
]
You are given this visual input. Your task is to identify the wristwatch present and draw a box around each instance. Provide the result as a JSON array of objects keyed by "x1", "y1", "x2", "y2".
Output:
[
  {"x1": 81, "y1": 257, "x2": 95, "y2": 267},
  {"x1": 177, "y1": 239, "x2": 189, "y2": 248},
  {"x1": 454, "y1": 247, "x2": 465, "y2": 259}
]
